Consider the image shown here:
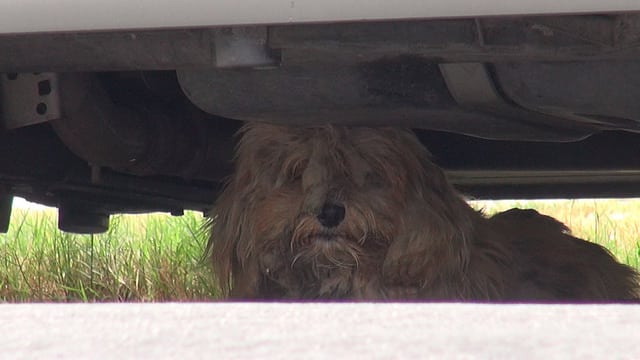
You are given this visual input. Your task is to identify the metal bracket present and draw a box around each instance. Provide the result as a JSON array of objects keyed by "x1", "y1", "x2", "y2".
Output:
[
  {"x1": 439, "y1": 63, "x2": 504, "y2": 107},
  {"x1": 213, "y1": 27, "x2": 280, "y2": 68},
  {"x1": 438, "y1": 62, "x2": 599, "y2": 138},
  {"x1": 0, "y1": 72, "x2": 61, "y2": 129}
]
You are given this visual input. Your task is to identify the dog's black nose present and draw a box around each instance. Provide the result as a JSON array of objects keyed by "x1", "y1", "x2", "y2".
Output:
[{"x1": 317, "y1": 203, "x2": 345, "y2": 228}]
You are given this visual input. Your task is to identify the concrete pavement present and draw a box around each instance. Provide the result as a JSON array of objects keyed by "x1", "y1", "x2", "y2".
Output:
[{"x1": 2, "y1": 303, "x2": 639, "y2": 359}]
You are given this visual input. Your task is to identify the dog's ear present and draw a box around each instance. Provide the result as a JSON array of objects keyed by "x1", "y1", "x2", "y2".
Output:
[
  {"x1": 207, "y1": 182, "x2": 256, "y2": 297},
  {"x1": 207, "y1": 124, "x2": 269, "y2": 298},
  {"x1": 381, "y1": 152, "x2": 475, "y2": 291}
]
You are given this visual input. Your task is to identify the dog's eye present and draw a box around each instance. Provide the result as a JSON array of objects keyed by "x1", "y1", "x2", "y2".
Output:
[
  {"x1": 288, "y1": 161, "x2": 307, "y2": 182},
  {"x1": 365, "y1": 172, "x2": 386, "y2": 188},
  {"x1": 290, "y1": 169, "x2": 302, "y2": 182}
]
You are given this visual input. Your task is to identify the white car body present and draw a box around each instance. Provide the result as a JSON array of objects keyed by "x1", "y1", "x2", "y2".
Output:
[{"x1": 0, "y1": 0, "x2": 639, "y2": 33}]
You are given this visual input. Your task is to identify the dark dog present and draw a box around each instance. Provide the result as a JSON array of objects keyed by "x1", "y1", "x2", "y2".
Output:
[{"x1": 207, "y1": 123, "x2": 640, "y2": 301}]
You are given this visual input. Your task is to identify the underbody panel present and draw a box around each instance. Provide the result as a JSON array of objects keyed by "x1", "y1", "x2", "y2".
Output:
[{"x1": 2, "y1": 13, "x2": 640, "y2": 232}]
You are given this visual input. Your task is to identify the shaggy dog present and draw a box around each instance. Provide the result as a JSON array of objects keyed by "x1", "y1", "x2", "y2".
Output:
[{"x1": 207, "y1": 123, "x2": 640, "y2": 301}]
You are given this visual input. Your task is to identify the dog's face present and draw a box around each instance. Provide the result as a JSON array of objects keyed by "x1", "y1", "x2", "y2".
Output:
[
  {"x1": 209, "y1": 123, "x2": 472, "y2": 299},
  {"x1": 244, "y1": 125, "x2": 419, "y2": 296}
]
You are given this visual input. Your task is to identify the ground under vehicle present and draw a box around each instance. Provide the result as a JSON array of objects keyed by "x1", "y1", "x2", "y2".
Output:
[{"x1": 3, "y1": 2, "x2": 640, "y2": 233}]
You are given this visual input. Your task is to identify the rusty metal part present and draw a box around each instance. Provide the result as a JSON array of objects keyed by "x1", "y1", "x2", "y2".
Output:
[{"x1": 50, "y1": 72, "x2": 235, "y2": 181}]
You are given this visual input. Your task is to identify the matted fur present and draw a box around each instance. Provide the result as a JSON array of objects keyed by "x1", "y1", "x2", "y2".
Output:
[{"x1": 207, "y1": 123, "x2": 640, "y2": 301}]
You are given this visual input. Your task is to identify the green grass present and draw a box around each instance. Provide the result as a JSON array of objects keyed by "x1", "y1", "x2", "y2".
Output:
[
  {"x1": 0, "y1": 209, "x2": 217, "y2": 302},
  {"x1": 1, "y1": 199, "x2": 639, "y2": 302}
]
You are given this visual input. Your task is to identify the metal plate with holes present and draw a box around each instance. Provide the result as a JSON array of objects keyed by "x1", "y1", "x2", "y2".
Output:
[{"x1": 0, "y1": 72, "x2": 60, "y2": 129}]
